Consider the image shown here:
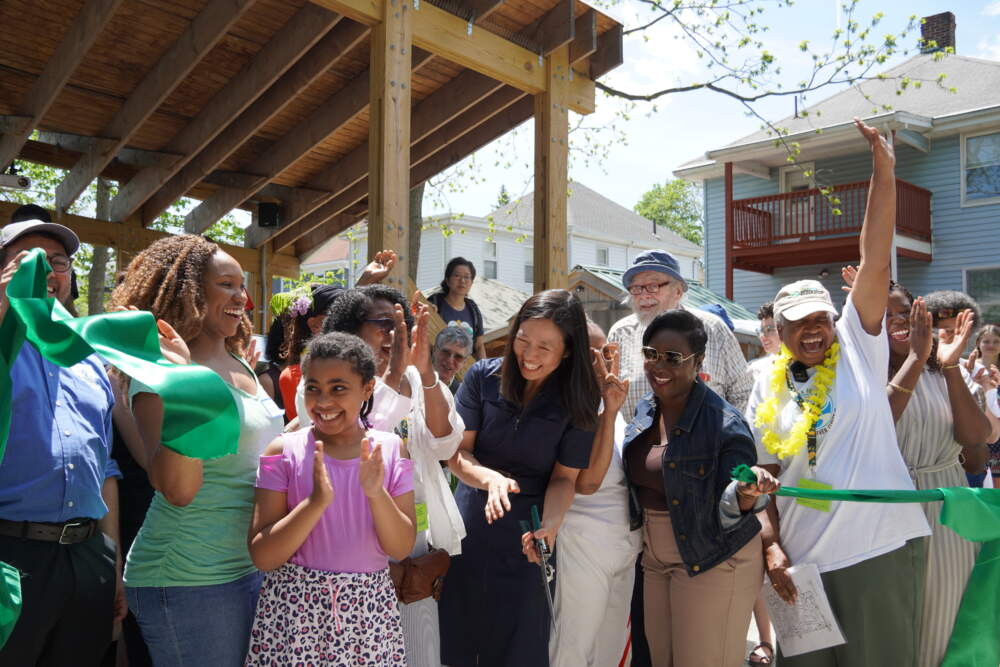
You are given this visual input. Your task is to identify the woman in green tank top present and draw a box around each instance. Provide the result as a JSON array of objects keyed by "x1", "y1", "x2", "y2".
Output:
[{"x1": 110, "y1": 235, "x2": 284, "y2": 667}]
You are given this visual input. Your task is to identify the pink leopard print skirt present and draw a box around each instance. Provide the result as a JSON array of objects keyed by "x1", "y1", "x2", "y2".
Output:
[{"x1": 245, "y1": 563, "x2": 406, "y2": 666}]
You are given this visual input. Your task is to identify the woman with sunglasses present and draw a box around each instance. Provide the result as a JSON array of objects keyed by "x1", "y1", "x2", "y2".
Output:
[
  {"x1": 623, "y1": 309, "x2": 777, "y2": 667},
  {"x1": 316, "y1": 285, "x2": 466, "y2": 667}
]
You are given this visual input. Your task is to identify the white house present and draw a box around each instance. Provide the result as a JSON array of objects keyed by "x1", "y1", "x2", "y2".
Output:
[{"x1": 302, "y1": 181, "x2": 704, "y2": 292}]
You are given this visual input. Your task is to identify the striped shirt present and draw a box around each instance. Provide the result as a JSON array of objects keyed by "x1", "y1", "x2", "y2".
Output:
[{"x1": 608, "y1": 306, "x2": 753, "y2": 422}]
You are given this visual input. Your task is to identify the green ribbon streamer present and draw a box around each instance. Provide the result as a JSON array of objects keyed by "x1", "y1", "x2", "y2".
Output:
[
  {"x1": 0, "y1": 249, "x2": 242, "y2": 647},
  {"x1": 731, "y1": 464, "x2": 1000, "y2": 665}
]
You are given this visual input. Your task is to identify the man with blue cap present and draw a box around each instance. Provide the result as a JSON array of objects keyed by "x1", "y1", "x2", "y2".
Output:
[{"x1": 609, "y1": 249, "x2": 752, "y2": 422}]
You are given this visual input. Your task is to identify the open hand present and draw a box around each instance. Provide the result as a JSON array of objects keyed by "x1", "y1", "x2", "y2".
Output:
[
  {"x1": 485, "y1": 474, "x2": 519, "y2": 524},
  {"x1": 409, "y1": 294, "x2": 433, "y2": 378},
  {"x1": 357, "y1": 250, "x2": 397, "y2": 286},
  {"x1": 937, "y1": 309, "x2": 975, "y2": 367},
  {"x1": 854, "y1": 117, "x2": 895, "y2": 171},
  {"x1": 909, "y1": 297, "x2": 933, "y2": 363},
  {"x1": 387, "y1": 303, "x2": 411, "y2": 382},
  {"x1": 310, "y1": 438, "x2": 334, "y2": 507},
  {"x1": 156, "y1": 319, "x2": 191, "y2": 365},
  {"x1": 0, "y1": 250, "x2": 31, "y2": 324},
  {"x1": 840, "y1": 265, "x2": 857, "y2": 293},
  {"x1": 359, "y1": 437, "x2": 385, "y2": 498}
]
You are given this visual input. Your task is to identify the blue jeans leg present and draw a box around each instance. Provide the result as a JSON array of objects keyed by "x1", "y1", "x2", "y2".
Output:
[{"x1": 126, "y1": 571, "x2": 264, "y2": 667}]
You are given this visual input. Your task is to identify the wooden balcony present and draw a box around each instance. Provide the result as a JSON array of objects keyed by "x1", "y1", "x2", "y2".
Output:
[{"x1": 726, "y1": 178, "x2": 932, "y2": 275}]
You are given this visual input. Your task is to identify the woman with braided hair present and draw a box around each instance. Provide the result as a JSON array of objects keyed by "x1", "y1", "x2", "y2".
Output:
[{"x1": 110, "y1": 234, "x2": 285, "y2": 666}]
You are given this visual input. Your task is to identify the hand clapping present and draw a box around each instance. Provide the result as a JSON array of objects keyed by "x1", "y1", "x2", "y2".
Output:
[{"x1": 359, "y1": 437, "x2": 385, "y2": 499}]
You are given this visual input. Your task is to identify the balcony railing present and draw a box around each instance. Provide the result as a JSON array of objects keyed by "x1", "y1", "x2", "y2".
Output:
[{"x1": 730, "y1": 178, "x2": 931, "y2": 249}]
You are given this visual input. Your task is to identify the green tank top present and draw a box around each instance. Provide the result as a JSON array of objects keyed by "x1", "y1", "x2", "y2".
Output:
[{"x1": 124, "y1": 357, "x2": 284, "y2": 587}]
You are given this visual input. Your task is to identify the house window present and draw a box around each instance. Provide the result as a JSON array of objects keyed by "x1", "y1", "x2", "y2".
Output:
[
  {"x1": 596, "y1": 247, "x2": 609, "y2": 266},
  {"x1": 524, "y1": 246, "x2": 534, "y2": 284},
  {"x1": 966, "y1": 267, "x2": 1000, "y2": 323},
  {"x1": 483, "y1": 240, "x2": 497, "y2": 279},
  {"x1": 963, "y1": 131, "x2": 1000, "y2": 205}
]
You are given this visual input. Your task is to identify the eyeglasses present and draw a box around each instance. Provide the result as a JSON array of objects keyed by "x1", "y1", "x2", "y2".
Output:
[
  {"x1": 759, "y1": 325, "x2": 778, "y2": 335},
  {"x1": 641, "y1": 347, "x2": 697, "y2": 366},
  {"x1": 931, "y1": 308, "x2": 956, "y2": 322},
  {"x1": 46, "y1": 255, "x2": 73, "y2": 274},
  {"x1": 450, "y1": 274, "x2": 473, "y2": 283},
  {"x1": 628, "y1": 281, "x2": 671, "y2": 296},
  {"x1": 436, "y1": 350, "x2": 468, "y2": 363},
  {"x1": 364, "y1": 318, "x2": 395, "y2": 332}
]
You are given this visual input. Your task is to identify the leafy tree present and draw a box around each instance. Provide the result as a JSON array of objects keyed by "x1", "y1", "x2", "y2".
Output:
[{"x1": 634, "y1": 179, "x2": 704, "y2": 245}]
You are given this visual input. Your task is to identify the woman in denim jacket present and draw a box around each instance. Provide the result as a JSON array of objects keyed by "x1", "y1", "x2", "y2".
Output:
[{"x1": 622, "y1": 309, "x2": 778, "y2": 667}]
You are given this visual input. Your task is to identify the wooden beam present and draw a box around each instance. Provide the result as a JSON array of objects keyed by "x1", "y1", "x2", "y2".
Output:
[
  {"x1": 0, "y1": 0, "x2": 125, "y2": 170},
  {"x1": 589, "y1": 23, "x2": 623, "y2": 80},
  {"x1": 0, "y1": 200, "x2": 300, "y2": 278},
  {"x1": 367, "y1": 0, "x2": 413, "y2": 289},
  {"x1": 464, "y1": 0, "x2": 504, "y2": 21},
  {"x1": 569, "y1": 10, "x2": 597, "y2": 64},
  {"x1": 142, "y1": 20, "x2": 371, "y2": 224},
  {"x1": 533, "y1": 45, "x2": 570, "y2": 291},
  {"x1": 107, "y1": 4, "x2": 342, "y2": 224},
  {"x1": 310, "y1": 0, "x2": 550, "y2": 95},
  {"x1": 522, "y1": 0, "x2": 575, "y2": 56},
  {"x1": 35, "y1": 129, "x2": 182, "y2": 170},
  {"x1": 55, "y1": 0, "x2": 256, "y2": 212}
]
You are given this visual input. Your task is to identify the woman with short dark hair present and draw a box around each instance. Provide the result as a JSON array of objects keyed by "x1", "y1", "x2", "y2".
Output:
[
  {"x1": 440, "y1": 289, "x2": 601, "y2": 667},
  {"x1": 429, "y1": 257, "x2": 487, "y2": 359},
  {"x1": 624, "y1": 309, "x2": 776, "y2": 667}
]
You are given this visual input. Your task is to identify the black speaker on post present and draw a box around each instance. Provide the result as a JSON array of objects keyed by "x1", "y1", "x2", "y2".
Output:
[{"x1": 258, "y1": 202, "x2": 281, "y2": 228}]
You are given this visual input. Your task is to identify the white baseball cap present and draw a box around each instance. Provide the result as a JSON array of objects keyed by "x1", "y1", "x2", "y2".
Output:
[
  {"x1": 0, "y1": 219, "x2": 80, "y2": 256},
  {"x1": 773, "y1": 280, "x2": 837, "y2": 322}
]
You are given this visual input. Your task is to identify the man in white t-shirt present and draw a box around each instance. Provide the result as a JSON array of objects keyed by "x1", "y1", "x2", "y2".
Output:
[{"x1": 746, "y1": 120, "x2": 930, "y2": 667}]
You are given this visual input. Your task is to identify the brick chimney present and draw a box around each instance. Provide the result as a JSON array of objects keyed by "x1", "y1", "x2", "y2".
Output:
[{"x1": 920, "y1": 12, "x2": 956, "y2": 53}]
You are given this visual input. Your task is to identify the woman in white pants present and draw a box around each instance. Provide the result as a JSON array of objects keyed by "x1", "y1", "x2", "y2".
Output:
[{"x1": 550, "y1": 321, "x2": 641, "y2": 667}]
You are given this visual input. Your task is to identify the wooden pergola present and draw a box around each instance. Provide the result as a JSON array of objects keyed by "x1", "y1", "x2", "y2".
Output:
[{"x1": 0, "y1": 0, "x2": 622, "y2": 328}]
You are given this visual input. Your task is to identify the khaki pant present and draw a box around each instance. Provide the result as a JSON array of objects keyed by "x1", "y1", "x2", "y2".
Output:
[{"x1": 641, "y1": 509, "x2": 763, "y2": 667}]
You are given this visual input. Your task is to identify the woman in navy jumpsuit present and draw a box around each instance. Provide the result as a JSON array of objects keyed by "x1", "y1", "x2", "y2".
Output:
[{"x1": 440, "y1": 290, "x2": 602, "y2": 667}]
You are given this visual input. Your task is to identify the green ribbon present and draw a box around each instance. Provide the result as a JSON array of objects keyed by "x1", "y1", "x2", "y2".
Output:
[
  {"x1": 731, "y1": 464, "x2": 1000, "y2": 665},
  {"x1": 0, "y1": 249, "x2": 243, "y2": 647}
]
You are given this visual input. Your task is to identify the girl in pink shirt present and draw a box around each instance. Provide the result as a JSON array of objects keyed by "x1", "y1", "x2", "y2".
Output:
[{"x1": 246, "y1": 332, "x2": 416, "y2": 665}]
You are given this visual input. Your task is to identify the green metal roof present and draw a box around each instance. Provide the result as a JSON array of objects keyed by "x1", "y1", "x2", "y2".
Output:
[{"x1": 572, "y1": 264, "x2": 756, "y2": 322}]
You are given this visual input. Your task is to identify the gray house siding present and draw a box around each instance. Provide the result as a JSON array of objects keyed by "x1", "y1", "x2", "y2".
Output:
[{"x1": 704, "y1": 134, "x2": 1000, "y2": 312}]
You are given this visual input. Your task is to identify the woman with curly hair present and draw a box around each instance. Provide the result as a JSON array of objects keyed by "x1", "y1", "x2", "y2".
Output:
[{"x1": 110, "y1": 234, "x2": 285, "y2": 667}]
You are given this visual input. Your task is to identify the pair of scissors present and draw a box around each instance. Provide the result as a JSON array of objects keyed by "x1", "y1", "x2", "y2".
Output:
[{"x1": 520, "y1": 505, "x2": 555, "y2": 625}]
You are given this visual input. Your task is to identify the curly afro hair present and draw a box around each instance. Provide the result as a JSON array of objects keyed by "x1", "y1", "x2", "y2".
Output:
[
  {"x1": 323, "y1": 285, "x2": 414, "y2": 342},
  {"x1": 109, "y1": 234, "x2": 250, "y2": 356}
]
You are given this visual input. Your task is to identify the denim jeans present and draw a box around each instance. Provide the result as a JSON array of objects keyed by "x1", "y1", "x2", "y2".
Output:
[{"x1": 126, "y1": 570, "x2": 263, "y2": 667}]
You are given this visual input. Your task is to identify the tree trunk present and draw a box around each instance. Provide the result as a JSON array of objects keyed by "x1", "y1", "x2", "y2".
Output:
[
  {"x1": 88, "y1": 178, "x2": 111, "y2": 315},
  {"x1": 408, "y1": 182, "x2": 424, "y2": 284}
]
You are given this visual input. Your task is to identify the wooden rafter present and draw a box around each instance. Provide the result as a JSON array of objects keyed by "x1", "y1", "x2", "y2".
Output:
[
  {"x1": 0, "y1": 0, "x2": 125, "y2": 171},
  {"x1": 105, "y1": 4, "x2": 342, "y2": 223},
  {"x1": 569, "y1": 10, "x2": 597, "y2": 64},
  {"x1": 308, "y1": 0, "x2": 595, "y2": 114},
  {"x1": 589, "y1": 23, "x2": 622, "y2": 80},
  {"x1": 0, "y1": 200, "x2": 299, "y2": 278},
  {"x1": 141, "y1": 19, "x2": 371, "y2": 225},
  {"x1": 286, "y1": 93, "x2": 534, "y2": 257},
  {"x1": 54, "y1": 0, "x2": 256, "y2": 212}
]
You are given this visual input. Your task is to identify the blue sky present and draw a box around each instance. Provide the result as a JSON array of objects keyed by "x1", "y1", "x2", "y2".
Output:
[{"x1": 423, "y1": 1, "x2": 1000, "y2": 219}]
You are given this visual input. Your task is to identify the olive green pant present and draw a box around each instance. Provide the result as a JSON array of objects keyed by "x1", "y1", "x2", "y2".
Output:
[{"x1": 778, "y1": 537, "x2": 926, "y2": 667}]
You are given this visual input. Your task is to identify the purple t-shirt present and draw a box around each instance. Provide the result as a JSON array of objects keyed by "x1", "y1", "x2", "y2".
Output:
[{"x1": 256, "y1": 428, "x2": 413, "y2": 573}]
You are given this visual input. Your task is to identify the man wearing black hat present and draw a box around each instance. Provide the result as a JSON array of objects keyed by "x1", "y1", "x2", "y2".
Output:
[{"x1": 0, "y1": 208, "x2": 124, "y2": 665}]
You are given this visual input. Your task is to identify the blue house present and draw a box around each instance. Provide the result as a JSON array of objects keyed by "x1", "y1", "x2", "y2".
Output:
[{"x1": 674, "y1": 12, "x2": 1000, "y2": 323}]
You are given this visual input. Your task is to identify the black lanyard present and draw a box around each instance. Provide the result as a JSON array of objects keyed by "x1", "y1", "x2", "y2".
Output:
[{"x1": 785, "y1": 362, "x2": 820, "y2": 470}]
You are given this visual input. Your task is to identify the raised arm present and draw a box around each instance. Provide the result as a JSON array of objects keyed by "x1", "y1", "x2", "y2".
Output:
[
  {"x1": 576, "y1": 348, "x2": 628, "y2": 494},
  {"x1": 851, "y1": 119, "x2": 897, "y2": 335}
]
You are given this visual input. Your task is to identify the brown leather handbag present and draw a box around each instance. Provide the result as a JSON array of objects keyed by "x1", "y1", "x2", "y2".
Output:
[{"x1": 388, "y1": 549, "x2": 451, "y2": 604}]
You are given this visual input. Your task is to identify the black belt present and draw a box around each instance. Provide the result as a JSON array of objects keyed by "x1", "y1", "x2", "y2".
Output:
[{"x1": 0, "y1": 518, "x2": 99, "y2": 544}]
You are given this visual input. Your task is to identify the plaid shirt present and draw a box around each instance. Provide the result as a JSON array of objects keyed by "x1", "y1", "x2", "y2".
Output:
[{"x1": 608, "y1": 306, "x2": 753, "y2": 422}]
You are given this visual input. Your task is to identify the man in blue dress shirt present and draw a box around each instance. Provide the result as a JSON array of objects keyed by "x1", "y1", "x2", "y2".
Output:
[{"x1": 0, "y1": 208, "x2": 123, "y2": 666}]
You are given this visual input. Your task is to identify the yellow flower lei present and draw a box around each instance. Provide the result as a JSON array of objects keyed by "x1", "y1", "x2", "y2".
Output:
[{"x1": 753, "y1": 342, "x2": 840, "y2": 460}]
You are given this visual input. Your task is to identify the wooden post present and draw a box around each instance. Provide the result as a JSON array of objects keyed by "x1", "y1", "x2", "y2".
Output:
[
  {"x1": 367, "y1": 0, "x2": 412, "y2": 290},
  {"x1": 533, "y1": 44, "x2": 570, "y2": 291},
  {"x1": 724, "y1": 161, "x2": 734, "y2": 300}
]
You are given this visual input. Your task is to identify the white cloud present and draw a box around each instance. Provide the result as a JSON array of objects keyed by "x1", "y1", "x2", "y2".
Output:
[
  {"x1": 978, "y1": 34, "x2": 1000, "y2": 60},
  {"x1": 984, "y1": 2, "x2": 1000, "y2": 17}
]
